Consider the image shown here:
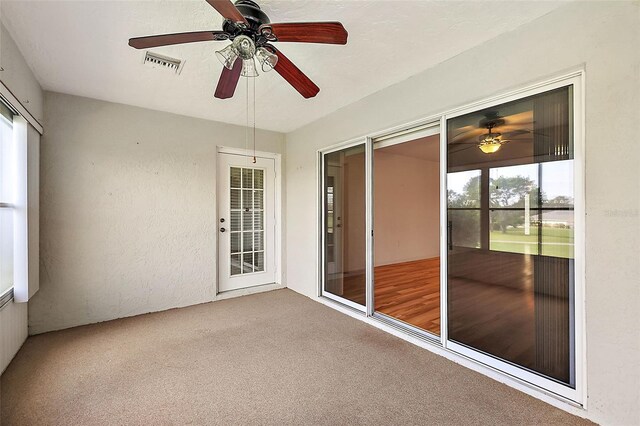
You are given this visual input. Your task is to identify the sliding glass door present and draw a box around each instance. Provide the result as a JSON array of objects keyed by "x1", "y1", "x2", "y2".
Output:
[
  {"x1": 319, "y1": 75, "x2": 583, "y2": 401},
  {"x1": 446, "y1": 84, "x2": 577, "y2": 389},
  {"x1": 372, "y1": 127, "x2": 441, "y2": 336},
  {"x1": 321, "y1": 143, "x2": 367, "y2": 309}
]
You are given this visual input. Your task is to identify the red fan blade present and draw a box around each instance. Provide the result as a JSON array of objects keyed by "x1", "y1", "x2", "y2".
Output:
[
  {"x1": 264, "y1": 22, "x2": 348, "y2": 45},
  {"x1": 270, "y1": 47, "x2": 320, "y2": 98},
  {"x1": 205, "y1": 0, "x2": 248, "y2": 25},
  {"x1": 215, "y1": 58, "x2": 243, "y2": 99},
  {"x1": 129, "y1": 31, "x2": 228, "y2": 49}
]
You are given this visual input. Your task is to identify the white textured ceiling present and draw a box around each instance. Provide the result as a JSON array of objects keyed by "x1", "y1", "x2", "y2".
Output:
[{"x1": 1, "y1": 1, "x2": 567, "y2": 133}]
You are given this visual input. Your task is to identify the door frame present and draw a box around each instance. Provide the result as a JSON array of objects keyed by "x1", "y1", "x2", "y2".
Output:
[
  {"x1": 317, "y1": 69, "x2": 586, "y2": 406},
  {"x1": 216, "y1": 146, "x2": 282, "y2": 296},
  {"x1": 318, "y1": 138, "x2": 369, "y2": 313}
]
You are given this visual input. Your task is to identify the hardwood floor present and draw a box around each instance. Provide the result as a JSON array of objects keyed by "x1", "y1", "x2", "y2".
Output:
[
  {"x1": 374, "y1": 258, "x2": 441, "y2": 335},
  {"x1": 329, "y1": 256, "x2": 568, "y2": 384}
]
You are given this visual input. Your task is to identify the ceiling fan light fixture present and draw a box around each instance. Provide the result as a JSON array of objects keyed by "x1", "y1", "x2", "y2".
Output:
[
  {"x1": 478, "y1": 141, "x2": 502, "y2": 154},
  {"x1": 215, "y1": 44, "x2": 238, "y2": 70},
  {"x1": 255, "y1": 47, "x2": 278, "y2": 72},
  {"x1": 478, "y1": 133, "x2": 504, "y2": 154},
  {"x1": 233, "y1": 35, "x2": 256, "y2": 60},
  {"x1": 241, "y1": 57, "x2": 259, "y2": 77}
]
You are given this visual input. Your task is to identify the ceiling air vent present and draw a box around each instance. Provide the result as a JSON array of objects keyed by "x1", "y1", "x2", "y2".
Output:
[{"x1": 143, "y1": 51, "x2": 184, "y2": 74}]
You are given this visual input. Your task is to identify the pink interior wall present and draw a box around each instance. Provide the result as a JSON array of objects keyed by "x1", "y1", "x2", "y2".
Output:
[
  {"x1": 341, "y1": 138, "x2": 440, "y2": 272},
  {"x1": 374, "y1": 146, "x2": 440, "y2": 267}
]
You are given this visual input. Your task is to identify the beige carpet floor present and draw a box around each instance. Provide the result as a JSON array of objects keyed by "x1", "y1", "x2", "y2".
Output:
[{"x1": 1, "y1": 289, "x2": 592, "y2": 425}]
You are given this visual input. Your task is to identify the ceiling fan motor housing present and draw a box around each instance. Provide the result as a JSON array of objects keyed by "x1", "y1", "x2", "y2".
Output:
[{"x1": 226, "y1": 0, "x2": 270, "y2": 32}]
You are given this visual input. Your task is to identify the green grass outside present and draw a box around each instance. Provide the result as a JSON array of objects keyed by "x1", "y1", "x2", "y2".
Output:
[{"x1": 490, "y1": 227, "x2": 574, "y2": 258}]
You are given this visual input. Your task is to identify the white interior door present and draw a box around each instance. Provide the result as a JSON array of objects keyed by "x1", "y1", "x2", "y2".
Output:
[{"x1": 218, "y1": 153, "x2": 276, "y2": 292}]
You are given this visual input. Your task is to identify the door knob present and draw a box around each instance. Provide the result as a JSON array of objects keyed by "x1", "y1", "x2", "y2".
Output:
[{"x1": 220, "y1": 227, "x2": 226, "y2": 233}]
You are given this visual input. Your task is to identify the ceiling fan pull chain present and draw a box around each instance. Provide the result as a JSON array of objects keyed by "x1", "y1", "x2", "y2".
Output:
[
  {"x1": 253, "y1": 76, "x2": 256, "y2": 164},
  {"x1": 245, "y1": 74, "x2": 249, "y2": 164}
]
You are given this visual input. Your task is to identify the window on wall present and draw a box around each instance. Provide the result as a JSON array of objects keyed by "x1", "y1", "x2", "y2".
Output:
[
  {"x1": 488, "y1": 161, "x2": 574, "y2": 258},
  {"x1": 489, "y1": 163, "x2": 540, "y2": 255},
  {"x1": 0, "y1": 106, "x2": 14, "y2": 296},
  {"x1": 447, "y1": 169, "x2": 481, "y2": 249}
]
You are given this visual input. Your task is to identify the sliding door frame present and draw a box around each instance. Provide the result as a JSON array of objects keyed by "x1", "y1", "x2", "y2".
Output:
[
  {"x1": 317, "y1": 69, "x2": 585, "y2": 406},
  {"x1": 441, "y1": 71, "x2": 585, "y2": 402},
  {"x1": 318, "y1": 137, "x2": 368, "y2": 313},
  {"x1": 368, "y1": 121, "x2": 442, "y2": 342}
]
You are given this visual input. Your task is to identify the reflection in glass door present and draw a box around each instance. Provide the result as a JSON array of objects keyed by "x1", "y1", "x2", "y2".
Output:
[
  {"x1": 319, "y1": 76, "x2": 582, "y2": 400},
  {"x1": 322, "y1": 144, "x2": 366, "y2": 307},
  {"x1": 446, "y1": 85, "x2": 576, "y2": 387}
]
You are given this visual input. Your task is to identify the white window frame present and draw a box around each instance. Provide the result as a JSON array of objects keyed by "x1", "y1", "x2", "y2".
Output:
[
  {"x1": 317, "y1": 69, "x2": 586, "y2": 406},
  {"x1": 0, "y1": 110, "x2": 14, "y2": 306}
]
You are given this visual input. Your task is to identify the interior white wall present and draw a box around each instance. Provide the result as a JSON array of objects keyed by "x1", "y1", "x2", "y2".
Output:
[
  {"x1": 284, "y1": 2, "x2": 640, "y2": 424},
  {"x1": 31, "y1": 92, "x2": 285, "y2": 334},
  {"x1": 0, "y1": 21, "x2": 41, "y2": 374}
]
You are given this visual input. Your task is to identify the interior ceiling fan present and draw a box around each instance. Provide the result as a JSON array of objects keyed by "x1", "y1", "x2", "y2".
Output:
[
  {"x1": 449, "y1": 111, "x2": 536, "y2": 154},
  {"x1": 128, "y1": 0, "x2": 348, "y2": 99}
]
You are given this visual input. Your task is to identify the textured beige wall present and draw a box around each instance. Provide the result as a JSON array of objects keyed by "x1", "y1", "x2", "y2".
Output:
[
  {"x1": 32, "y1": 92, "x2": 285, "y2": 334},
  {"x1": 284, "y1": 2, "x2": 640, "y2": 424}
]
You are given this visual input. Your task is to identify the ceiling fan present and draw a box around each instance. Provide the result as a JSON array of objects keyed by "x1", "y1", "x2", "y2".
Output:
[
  {"x1": 128, "y1": 0, "x2": 348, "y2": 99},
  {"x1": 449, "y1": 111, "x2": 537, "y2": 155}
]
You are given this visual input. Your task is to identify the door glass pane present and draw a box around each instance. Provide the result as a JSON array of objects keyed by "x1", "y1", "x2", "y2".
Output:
[
  {"x1": 242, "y1": 168, "x2": 253, "y2": 188},
  {"x1": 254, "y1": 190, "x2": 263, "y2": 210},
  {"x1": 230, "y1": 211, "x2": 241, "y2": 232},
  {"x1": 242, "y1": 252, "x2": 253, "y2": 273},
  {"x1": 242, "y1": 190, "x2": 252, "y2": 211},
  {"x1": 230, "y1": 167, "x2": 242, "y2": 188},
  {"x1": 323, "y1": 145, "x2": 366, "y2": 306},
  {"x1": 230, "y1": 189, "x2": 241, "y2": 210},
  {"x1": 230, "y1": 254, "x2": 242, "y2": 276},
  {"x1": 243, "y1": 231, "x2": 253, "y2": 252},
  {"x1": 254, "y1": 211, "x2": 264, "y2": 231},
  {"x1": 254, "y1": 231, "x2": 264, "y2": 251},
  {"x1": 242, "y1": 211, "x2": 253, "y2": 231},
  {"x1": 447, "y1": 85, "x2": 575, "y2": 386},
  {"x1": 254, "y1": 252, "x2": 264, "y2": 272},
  {"x1": 230, "y1": 232, "x2": 240, "y2": 254},
  {"x1": 229, "y1": 166, "x2": 267, "y2": 276},
  {"x1": 254, "y1": 169, "x2": 264, "y2": 189}
]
